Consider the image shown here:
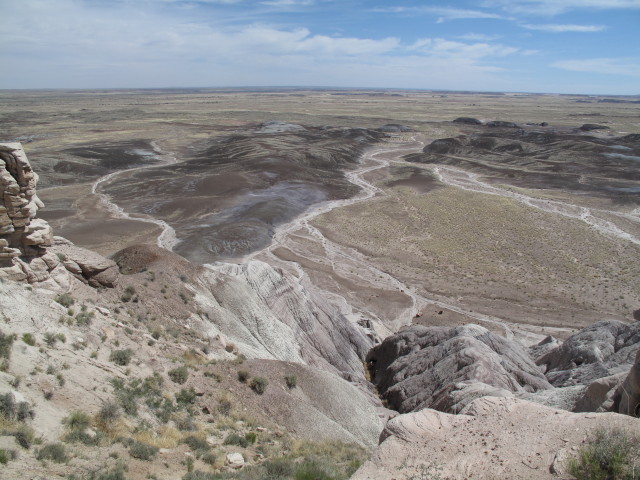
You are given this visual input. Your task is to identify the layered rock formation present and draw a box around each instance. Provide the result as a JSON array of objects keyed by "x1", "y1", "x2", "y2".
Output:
[
  {"x1": 366, "y1": 324, "x2": 552, "y2": 413},
  {"x1": 0, "y1": 143, "x2": 52, "y2": 260},
  {"x1": 368, "y1": 321, "x2": 640, "y2": 417},
  {"x1": 0, "y1": 143, "x2": 118, "y2": 289}
]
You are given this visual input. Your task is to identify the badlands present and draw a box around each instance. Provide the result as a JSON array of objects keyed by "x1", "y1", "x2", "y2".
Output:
[{"x1": 0, "y1": 89, "x2": 639, "y2": 479}]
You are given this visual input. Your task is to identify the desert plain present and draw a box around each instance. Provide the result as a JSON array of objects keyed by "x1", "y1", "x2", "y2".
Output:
[{"x1": 2, "y1": 88, "x2": 638, "y2": 340}]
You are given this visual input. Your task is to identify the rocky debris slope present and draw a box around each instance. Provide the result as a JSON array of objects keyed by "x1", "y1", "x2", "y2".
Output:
[
  {"x1": 112, "y1": 243, "x2": 376, "y2": 383},
  {"x1": 0, "y1": 143, "x2": 118, "y2": 290},
  {"x1": 532, "y1": 320, "x2": 640, "y2": 414},
  {"x1": 351, "y1": 396, "x2": 640, "y2": 480},
  {"x1": 366, "y1": 324, "x2": 552, "y2": 413}
]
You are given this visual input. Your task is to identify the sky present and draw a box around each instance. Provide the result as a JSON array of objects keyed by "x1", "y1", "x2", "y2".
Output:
[{"x1": 1, "y1": 0, "x2": 639, "y2": 94}]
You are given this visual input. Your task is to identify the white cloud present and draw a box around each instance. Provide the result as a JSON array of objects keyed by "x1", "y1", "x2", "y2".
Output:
[
  {"x1": 374, "y1": 6, "x2": 508, "y2": 20},
  {"x1": 521, "y1": 23, "x2": 607, "y2": 32},
  {"x1": 486, "y1": 0, "x2": 640, "y2": 15},
  {"x1": 552, "y1": 57, "x2": 640, "y2": 76}
]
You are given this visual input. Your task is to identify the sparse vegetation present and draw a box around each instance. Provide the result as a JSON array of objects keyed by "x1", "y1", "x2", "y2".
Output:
[
  {"x1": 0, "y1": 448, "x2": 17, "y2": 465},
  {"x1": 110, "y1": 349, "x2": 133, "y2": 366},
  {"x1": 0, "y1": 331, "x2": 16, "y2": 371},
  {"x1": 36, "y1": 442, "x2": 68, "y2": 463},
  {"x1": 21, "y1": 333, "x2": 36, "y2": 346},
  {"x1": 168, "y1": 366, "x2": 189, "y2": 384},
  {"x1": 223, "y1": 432, "x2": 249, "y2": 448},
  {"x1": 568, "y1": 427, "x2": 640, "y2": 480},
  {"x1": 121, "y1": 286, "x2": 136, "y2": 302},
  {"x1": 55, "y1": 293, "x2": 74, "y2": 307},
  {"x1": 237, "y1": 370, "x2": 249, "y2": 383},
  {"x1": 249, "y1": 376, "x2": 269, "y2": 394},
  {"x1": 129, "y1": 440, "x2": 158, "y2": 460},
  {"x1": 285, "y1": 375, "x2": 297, "y2": 389}
]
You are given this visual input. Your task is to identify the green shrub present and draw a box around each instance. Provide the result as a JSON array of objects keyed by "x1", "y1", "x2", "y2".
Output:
[
  {"x1": 36, "y1": 442, "x2": 68, "y2": 463},
  {"x1": 264, "y1": 458, "x2": 295, "y2": 477},
  {"x1": 21, "y1": 333, "x2": 36, "y2": 346},
  {"x1": 568, "y1": 427, "x2": 640, "y2": 480},
  {"x1": 183, "y1": 472, "x2": 217, "y2": 480},
  {"x1": 63, "y1": 429, "x2": 100, "y2": 446},
  {"x1": 121, "y1": 286, "x2": 136, "y2": 303},
  {"x1": 55, "y1": 293, "x2": 74, "y2": 308},
  {"x1": 249, "y1": 376, "x2": 268, "y2": 394},
  {"x1": 0, "y1": 448, "x2": 17, "y2": 465},
  {"x1": 175, "y1": 387, "x2": 197, "y2": 406},
  {"x1": 245, "y1": 432, "x2": 257, "y2": 445},
  {"x1": 129, "y1": 441, "x2": 158, "y2": 461},
  {"x1": 168, "y1": 366, "x2": 189, "y2": 385},
  {"x1": 0, "y1": 331, "x2": 15, "y2": 371},
  {"x1": 97, "y1": 400, "x2": 121, "y2": 424},
  {"x1": 76, "y1": 311, "x2": 95, "y2": 326},
  {"x1": 0, "y1": 393, "x2": 33, "y2": 421},
  {"x1": 294, "y1": 458, "x2": 339, "y2": 480},
  {"x1": 182, "y1": 435, "x2": 210, "y2": 453},
  {"x1": 237, "y1": 370, "x2": 249, "y2": 383},
  {"x1": 13, "y1": 424, "x2": 36, "y2": 449},
  {"x1": 43, "y1": 332, "x2": 58, "y2": 347},
  {"x1": 201, "y1": 451, "x2": 217, "y2": 465},
  {"x1": 63, "y1": 410, "x2": 91, "y2": 431},
  {"x1": 223, "y1": 433, "x2": 249, "y2": 448},
  {"x1": 285, "y1": 375, "x2": 297, "y2": 389},
  {"x1": 110, "y1": 349, "x2": 133, "y2": 366}
]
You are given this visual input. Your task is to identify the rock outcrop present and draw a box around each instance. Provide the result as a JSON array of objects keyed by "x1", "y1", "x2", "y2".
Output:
[
  {"x1": 0, "y1": 143, "x2": 118, "y2": 289},
  {"x1": 351, "y1": 396, "x2": 640, "y2": 480},
  {"x1": 453, "y1": 117, "x2": 483, "y2": 125},
  {"x1": 0, "y1": 143, "x2": 52, "y2": 260},
  {"x1": 194, "y1": 260, "x2": 374, "y2": 380},
  {"x1": 534, "y1": 320, "x2": 640, "y2": 388},
  {"x1": 366, "y1": 324, "x2": 552, "y2": 413}
]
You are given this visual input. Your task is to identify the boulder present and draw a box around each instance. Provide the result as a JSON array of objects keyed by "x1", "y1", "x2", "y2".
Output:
[
  {"x1": 366, "y1": 324, "x2": 551, "y2": 413},
  {"x1": 226, "y1": 452, "x2": 245, "y2": 468},
  {"x1": 50, "y1": 237, "x2": 119, "y2": 288}
]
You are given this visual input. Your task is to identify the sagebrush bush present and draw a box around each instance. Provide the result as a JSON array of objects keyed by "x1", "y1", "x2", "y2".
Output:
[
  {"x1": 36, "y1": 442, "x2": 68, "y2": 463},
  {"x1": 55, "y1": 293, "x2": 74, "y2": 308},
  {"x1": 568, "y1": 427, "x2": 640, "y2": 480},
  {"x1": 97, "y1": 400, "x2": 121, "y2": 424},
  {"x1": 285, "y1": 375, "x2": 297, "y2": 389},
  {"x1": 0, "y1": 448, "x2": 17, "y2": 465},
  {"x1": 223, "y1": 433, "x2": 249, "y2": 448},
  {"x1": 168, "y1": 366, "x2": 189, "y2": 384},
  {"x1": 63, "y1": 410, "x2": 91, "y2": 431},
  {"x1": 249, "y1": 376, "x2": 268, "y2": 394},
  {"x1": 21, "y1": 333, "x2": 36, "y2": 346},
  {"x1": 237, "y1": 370, "x2": 249, "y2": 383},
  {"x1": 129, "y1": 441, "x2": 158, "y2": 460},
  {"x1": 110, "y1": 349, "x2": 133, "y2": 366}
]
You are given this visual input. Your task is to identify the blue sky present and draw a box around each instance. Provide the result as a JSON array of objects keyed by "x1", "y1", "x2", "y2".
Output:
[{"x1": 1, "y1": 0, "x2": 639, "y2": 94}]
